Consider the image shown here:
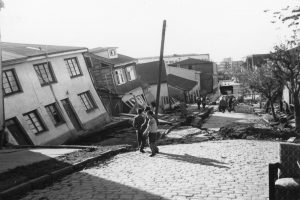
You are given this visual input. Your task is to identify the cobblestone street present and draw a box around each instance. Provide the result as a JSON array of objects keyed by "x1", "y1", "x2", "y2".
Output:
[{"x1": 20, "y1": 140, "x2": 279, "y2": 200}]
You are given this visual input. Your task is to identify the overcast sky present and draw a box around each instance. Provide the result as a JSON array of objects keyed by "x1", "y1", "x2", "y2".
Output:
[{"x1": 0, "y1": 0, "x2": 299, "y2": 62}]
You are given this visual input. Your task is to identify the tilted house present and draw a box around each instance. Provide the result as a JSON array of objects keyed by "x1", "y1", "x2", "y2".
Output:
[
  {"x1": 135, "y1": 61, "x2": 169, "y2": 110},
  {"x1": 2, "y1": 42, "x2": 110, "y2": 145},
  {"x1": 84, "y1": 47, "x2": 147, "y2": 115},
  {"x1": 167, "y1": 74, "x2": 199, "y2": 103}
]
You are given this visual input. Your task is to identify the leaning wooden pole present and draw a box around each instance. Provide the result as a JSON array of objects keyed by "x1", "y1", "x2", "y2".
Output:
[
  {"x1": 155, "y1": 20, "x2": 166, "y2": 120},
  {"x1": 0, "y1": 2, "x2": 5, "y2": 148}
]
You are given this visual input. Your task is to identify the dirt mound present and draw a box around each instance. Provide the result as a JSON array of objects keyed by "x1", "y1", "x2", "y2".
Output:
[{"x1": 218, "y1": 122, "x2": 296, "y2": 140}]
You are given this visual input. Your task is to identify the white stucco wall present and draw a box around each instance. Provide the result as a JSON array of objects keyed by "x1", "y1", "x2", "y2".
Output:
[
  {"x1": 165, "y1": 65, "x2": 200, "y2": 86},
  {"x1": 147, "y1": 83, "x2": 169, "y2": 102},
  {"x1": 4, "y1": 52, "x2": 109, "y2": 145}
]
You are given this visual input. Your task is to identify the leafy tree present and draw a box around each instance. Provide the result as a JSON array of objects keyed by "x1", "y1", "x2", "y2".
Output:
[
  {"x1": 266, "y1": 4, "x2": 300, "y2": 132},
  {"x1": 269, "y1": 45, "x2": 300, "y2": 131},
  {"x1": 241, "y1": 65, "x2": 283, "y2": 120}
]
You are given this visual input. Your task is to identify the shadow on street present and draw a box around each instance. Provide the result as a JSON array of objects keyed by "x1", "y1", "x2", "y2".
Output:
[{"x1": 158, "y1": 152, "x2": 230, "y2": 169}]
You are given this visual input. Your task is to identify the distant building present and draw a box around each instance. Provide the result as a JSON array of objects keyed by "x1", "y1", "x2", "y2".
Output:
[
  {"x1": 2, "y1": 42, "x2": 110, "y2": 145},
  {"x1": 84, "y1": 47, "x2": 147, "y2": 115},
  {"x1": 169, "y1": 58, "x2": 218, "y2": 95},
  {"x1": 245, "y1": 54, "x2": 270, "y2": 71},
  {"x1": 137, "y1": 53, "x2": 210, "y2": 64}
]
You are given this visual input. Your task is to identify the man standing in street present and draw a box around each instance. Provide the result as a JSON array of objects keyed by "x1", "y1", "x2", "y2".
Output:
[
  {"x1": 133, "y1": 108, "x2": 146, "y2": 153},
  {"x1": 143, "y1": 110, "x2": 159, "y2": 157},
  {"x1": 196, "y1": 97, "x2": 202, "y2": 110}
]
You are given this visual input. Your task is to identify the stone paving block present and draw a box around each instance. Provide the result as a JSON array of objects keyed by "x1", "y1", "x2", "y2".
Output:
[{"x1": 19, "y1": 140, "x2": 279, "y2": 200}]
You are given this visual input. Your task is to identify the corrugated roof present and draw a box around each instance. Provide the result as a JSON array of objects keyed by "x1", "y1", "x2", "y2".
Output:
[
  {"x1": 2, "y1": 42, "x2": 87, "y2": 62},
  {"x1": 136, "y1": 61, "x2": 167, "y2": 85},
  {"x1": 167, "y1": 74, "x2": 198, "y2": 91},
  {"x1": 170, "y1": 58, "x2": 213, "y2": 66}
]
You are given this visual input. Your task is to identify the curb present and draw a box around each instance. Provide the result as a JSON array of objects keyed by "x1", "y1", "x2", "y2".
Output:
[
  {"x1": 3, "y1": 145, "x2": 98, "y2": 150},
  {"x1": 0, "y1": 146, "x2": 130, "y2": 200}
]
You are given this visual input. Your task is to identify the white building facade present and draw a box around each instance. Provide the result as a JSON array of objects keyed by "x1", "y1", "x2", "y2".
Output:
[{"x1": 3, "y1": 43, "x2": 110, "y2": 145}]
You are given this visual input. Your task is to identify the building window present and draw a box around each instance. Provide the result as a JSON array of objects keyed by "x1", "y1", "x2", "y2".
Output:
[
  {"x1": 45, "y1": 103, "x2": 65, "y2": 126},
  {"x1": 64, "y1": 57, "x2": 82, "y2": 78},
  {"x1": 114, "y1": 69, "x2": 126, "y2": 85},
  {"x1": 109, "y1": 50, "x2": 116, "y2": 57},
  {"x1": 2, "y1": 69, "x2": 21, "y2": 96},
  {"x1": 125, "y1": 66, "x2": 136, "y2": 81},
  {"x1": 33, "y1": 62, "x2": 56, "y2": 86},
  {"x1": 188, "y1": 65, "x2": 193, "y2": 70},
  {"x1": 78, "y1": 91, "x2": 97, "y2": 112},
  {"x1": 23, "y1": 110, "x2": 46, "y2": 134}
]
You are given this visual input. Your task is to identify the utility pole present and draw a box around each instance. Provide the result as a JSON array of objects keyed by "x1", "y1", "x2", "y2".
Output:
[
  {"x1": 0, "y1": 0, "x2": 5, "y2": 148},
  {"x1": 155, "y1": 20, "x2": 166, "y2": 119}
]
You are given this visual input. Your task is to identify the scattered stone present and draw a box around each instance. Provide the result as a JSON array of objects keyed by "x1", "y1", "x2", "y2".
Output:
[
  {"x1": 246, "y1": 136, "x2": 255, "y2": 140},
  {"x1": 287, "y1": 137, "x2": 297, "y2": 143}
]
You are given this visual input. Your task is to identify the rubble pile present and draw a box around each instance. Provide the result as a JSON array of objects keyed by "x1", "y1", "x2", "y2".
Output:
[
  {"x1": 157, "y1": 126, "x2": 215, "y2": 145},
  {"x1": 218, "y1": 121, "x2": 296, "y2": 140}
]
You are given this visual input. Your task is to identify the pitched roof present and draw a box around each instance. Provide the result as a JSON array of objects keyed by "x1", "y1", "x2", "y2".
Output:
[
  {"x1": 110, "y1": 54, "x2": 137, "y2": 66},
  {"x1": 136, "y1": 61, "x2": 167, "y2": 85},
  {"x1": 85, "y1": 52, "x2": 136, "y2": 66},
  {"x1": 2, "y1": 42, "x2": 87, "y2": 62},
  {"x1": 167, "y1": 74, "x2": 198, "y2": 91},
  {"x1": 170, "y1": 58, "x2": 213, "y2": 66},
  {"x1": 89, "y1": 47, "x2": 117, "y2": 53},
  {"x1": 115, "y1": 79, "x2": 147, "y2": 94}
]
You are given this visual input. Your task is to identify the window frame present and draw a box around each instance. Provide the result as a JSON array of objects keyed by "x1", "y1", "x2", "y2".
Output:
[
  {"x1": 33, "y1": 62, "x2": 57, "y2": 86},
  {"x1": 64, "y1": 57, "x2": 83, "y2": 78},
  {"x1": 23, "y1": 110, "x2": 47, "y2": 135},
  {"x1": 109, "y1": 50, "x2": 116, "y2": 57},
  {"x1": 114, "y1": 68, "x2": 126, "y2": 85},
  {"x1": 78, "y1": 91, "x2": 98, "y2": 112},
  {"x1": 125, "y1": 66, "x2": 136, "y2": 81},
  {"x1": 2, "y1": 68, "x2": 22, "y2": 96},
  {"x1": 45, "y1": 103, "x2": 65, "y2": 126}
]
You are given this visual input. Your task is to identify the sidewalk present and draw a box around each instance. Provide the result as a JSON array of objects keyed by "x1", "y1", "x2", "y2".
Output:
[
  {"x1": 0, "y1": 148, "x2": 79, "y2": 174},
  {"x1": 0, "y1": 117, "x2": 130, "y2": 174}
]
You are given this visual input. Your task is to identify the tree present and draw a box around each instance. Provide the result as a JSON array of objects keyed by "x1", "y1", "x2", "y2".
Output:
[
  {"x1": 266, "y1": 4, "x2": 300, "y2": 133},
  {"x1": 241, "y1": 65, "x2": 283, "y2": 120},
  {"x1": 269, "y1": 45, "x2": 300, "y2": 131}
]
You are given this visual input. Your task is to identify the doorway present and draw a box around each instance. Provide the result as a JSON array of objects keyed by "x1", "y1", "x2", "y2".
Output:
[
  {"x1": 61, "y1": 98, "x2": 83, "y2": 131},
  {"x1": 6, "y1": 117, "x2": 33, "y2": 145}
]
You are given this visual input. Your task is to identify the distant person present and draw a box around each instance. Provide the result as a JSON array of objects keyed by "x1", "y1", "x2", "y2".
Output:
[
  {"x1": 232, "y1": 97, "x2": 237, "y2": 112},
  {"x1": 202, "y1": 96, "x2": 207, "y2": 109},
  {"x1": 143, "y1": 110, "x2": 159, "y2": 157},
  {"x1": 219, "y1": 96, "x2": 227, "y2": 113},
  {"x1": 196, "y1": 97, "x2": 202, "y2": 110},
  {"x1": 228, "y1": 96, "x2": 233, "y2": 112},
  {"x1": 133, "y1": 108, "x2": 145, "y2": 152}
]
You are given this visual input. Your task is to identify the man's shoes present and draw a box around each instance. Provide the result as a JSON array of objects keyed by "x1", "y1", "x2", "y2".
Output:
[
  {"x1": 149, "y1": 153, "x2": 156, "y2": 157},
  {"x1": 155, "y1": 149, "x2": 159, "y2": 154},
  {"x1": 140, "y1": 149, "x2": 145, "y2": 153}
]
